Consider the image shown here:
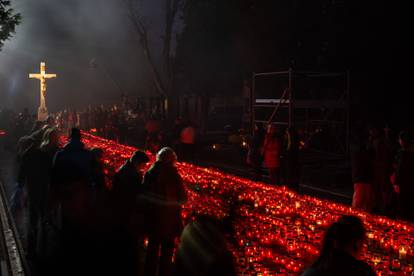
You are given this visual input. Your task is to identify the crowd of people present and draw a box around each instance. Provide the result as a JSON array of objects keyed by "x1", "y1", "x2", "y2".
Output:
[
  {"x1": 51, "y1": 105, "x2": 198, "y2": 161},
  {"x1": 0, "y1": 103, "x2": 198, "y2": 159},
  {"x1": 11, "y1": 120, "x2": 387, "y2": 276},
  {"x1": 350, "y1": 124, "x2": 414, "y2": 221},
  {"x1": 13, "y1": 119, "x2": 208, "y2": 276},
  {"x1": 1, "y1": 106, "x2": 414, "y2": 275},
  {"x1": 247, "y1": 119, "x2": 414, "y2": 222}
]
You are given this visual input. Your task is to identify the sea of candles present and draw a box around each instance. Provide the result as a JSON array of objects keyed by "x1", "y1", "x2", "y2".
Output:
[{"x1": 63, "y1": 132, "x2": 414, "y2": 275}]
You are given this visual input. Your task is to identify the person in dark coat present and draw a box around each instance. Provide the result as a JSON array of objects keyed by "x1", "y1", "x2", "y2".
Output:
[
  {"x1": 284, "y1": 127, "x2": 301, "y2": 190},
  {"x1": 174, "y1": 215, "x2": 236, "y2": 276},
  {"x1": 301, "y1": 215, "x2": 375, "y2": 276},
  {"x1": 51, "y1": 128, "x2": 100, "y2": 276},
  {"x1": 368, "y1": 126, "x2": 394, "y2": 213},
  {"x1": 89, "y1": 147, "x2": 108, "y2": 228},
  {"x1": 16, "y1": 124, "x2": 47, "y2": 163},
  {"x1": 393, "y1": 130, "x2": 414, "y2": 221},
  {"x1": 111, "y1": 150, "x2": 149, "y2": 229},
  {"x1": 142, "y1": 147, "x2": 187, "y2": 276},
  {"x1": 51, "y1": 128, "x2": 98, "y2": 226},
  {"x1": 350, "y1": 129, "x2": 374, "y2": 211},
  {"x1": 247, "y1": 123, "x2": 265, "y2": 181},
  {"x1": 17, "y1": 127, "x2": 60, "y2": 257}
]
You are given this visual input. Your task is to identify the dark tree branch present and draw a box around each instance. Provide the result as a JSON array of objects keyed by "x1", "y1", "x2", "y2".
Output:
[
  {"x1": 124, "y1": 0, "x2": 167, "y2": 96},
  {"x1": 0, "y1": 0, "x2": 21, "y2": 51}
]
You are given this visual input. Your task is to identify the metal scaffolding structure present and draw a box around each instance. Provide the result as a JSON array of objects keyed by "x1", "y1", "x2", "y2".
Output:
[{"x1": 250, "y1": 69, "x2": 350, "y2": 154}]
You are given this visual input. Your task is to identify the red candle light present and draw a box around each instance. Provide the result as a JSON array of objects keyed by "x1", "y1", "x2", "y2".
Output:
[{"x1": 68, "y1": 132, "x2": 414, "y2": 275}]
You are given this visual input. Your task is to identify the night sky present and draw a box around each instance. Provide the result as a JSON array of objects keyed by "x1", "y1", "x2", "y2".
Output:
[
  {"x1": 0, "y1": 0, "x2": 166, "y2": 112},
  {"x1": 0, "y1": 0, "x2": 408, "y2": 127}
]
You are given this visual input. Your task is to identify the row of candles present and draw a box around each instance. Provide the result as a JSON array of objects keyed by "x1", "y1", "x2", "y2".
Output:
[{"x1": 73, "y1": 132, "x2": 414, "y2": 275}]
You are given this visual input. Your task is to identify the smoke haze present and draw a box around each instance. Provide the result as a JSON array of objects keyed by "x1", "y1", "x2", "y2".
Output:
[{"x1": 0, "y1": 0, "x2": 165, "y2": 113}]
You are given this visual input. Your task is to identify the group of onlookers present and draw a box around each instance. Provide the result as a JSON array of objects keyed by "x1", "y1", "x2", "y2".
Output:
[
  {"x1": 351, "y1": 125, "x2": 414, "y2": 221},
  {"x1": 4, "y1": 109, "x2": 414, "y2": 275},
  {"x1": 14, "y1": 123, "x2": 383, "y2": 276},
  {"x1": 13, "y1": 121, "x2": 233, "y2": 276}
]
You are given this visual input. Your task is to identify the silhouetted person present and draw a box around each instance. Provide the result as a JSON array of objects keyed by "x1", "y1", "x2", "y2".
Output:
[
  {"x1": 17, "y1": 127, "x2": 60, "y2": 258},
  {"x1": 262, "y1": 124, "x2": 281, "y2": 185},
  {"x1": 368, "y1": 125, "x2": 394, "y2": 213},
  {"x1": 52, "y1": 128, "x2": 98, "y2": 224},
  {"x1": 16, "y1": 124, "x2": 48, "y2": 163},
  {"x1": 142, "y1": 147, "x2": 187, "y2": 276},
  {"x1": 111, "y1": 150, "x2": 149, "y2": 229},
  {"x1": 146, "y1": 131, "x2": 162, "y2": 154},
  {"x1": 180, "y1": 123, "x2": 196, "y2": 162},
  {"x1": 89, "y1": 147, "x2": 107, "y2": 227},
  {"x1": 301, "y1": 215, "x2": 375, "y2": 276},
  {"x1": 350, "y1": 128, "x2": 374, "y2": 211},
  {"x1": 44, "y1": 115, "x2": 55, "y2": 128},
  {"x1": 247, "y1": 123, "x2": 265, "y2": 181},
  {"x1": 284, "y1": 127, "x2": 301, "y2": 190},
  {"x1": 393, "y1": 130, "x2": 414, "y2": 221},
  {"x1": 174, "y1": 215, "x2": 236, "y2": 276},
  {"x1": 51, "y1": 128, "x2": 99, "y2": 275},
  {"x1": 171, "y1": 117, "x2": 183, "y2": 149}
]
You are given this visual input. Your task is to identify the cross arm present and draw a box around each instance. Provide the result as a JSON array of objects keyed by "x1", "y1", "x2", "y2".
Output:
[
  {"x1": 29, "y1": 74, "x2": 42, "y2": 79},
  {"x1": 44, "y1": 74, "x2": 57, "y2": 79}
]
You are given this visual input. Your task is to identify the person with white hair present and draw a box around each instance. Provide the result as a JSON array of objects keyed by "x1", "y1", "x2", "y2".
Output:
[{"x1": 141, "y1": 147, "x2": 187, "y2": 276}]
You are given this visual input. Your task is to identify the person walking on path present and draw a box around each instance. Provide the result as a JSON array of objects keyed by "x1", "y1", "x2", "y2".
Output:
[{"x1": 141, "y1": 147, "x2": 187, "y2": 276}]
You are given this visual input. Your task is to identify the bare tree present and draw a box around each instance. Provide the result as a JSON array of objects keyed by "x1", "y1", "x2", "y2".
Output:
[{"x1": 123, "y1": 0, "x2": 182, "y2": 118}]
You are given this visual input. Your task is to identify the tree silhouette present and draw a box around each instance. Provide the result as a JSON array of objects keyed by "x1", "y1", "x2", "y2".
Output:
[
  {"x1": 123, "y1": 0, "x2": 183, "y2": 119},
  {"x1": 0, "y1": 0, "x2": 21, "y2": 51}
]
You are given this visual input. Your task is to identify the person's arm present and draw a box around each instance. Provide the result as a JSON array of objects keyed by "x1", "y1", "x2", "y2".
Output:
[{"x1": 176, "y1": 172, "x2": 187, "y2": 204}]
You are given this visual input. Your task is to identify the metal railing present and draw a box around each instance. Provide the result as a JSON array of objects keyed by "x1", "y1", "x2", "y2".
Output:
[{"x1": 0, "y1": 181, "x2": 27, "y2": 276}]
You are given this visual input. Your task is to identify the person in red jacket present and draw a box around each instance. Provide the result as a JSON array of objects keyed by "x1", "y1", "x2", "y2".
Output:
[{"x1": 262, "y1": 124, "x2": 282, "y2": 185}]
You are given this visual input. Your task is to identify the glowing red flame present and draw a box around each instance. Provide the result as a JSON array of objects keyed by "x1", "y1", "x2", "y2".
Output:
[{"x1": 60, "y1": 132, "x2": 414, "y2": 275}]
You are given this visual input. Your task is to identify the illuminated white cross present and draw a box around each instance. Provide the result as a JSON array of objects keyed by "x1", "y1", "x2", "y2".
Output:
[{"x1": 29, "y1": 62, "x2": 57, "y2": 121}]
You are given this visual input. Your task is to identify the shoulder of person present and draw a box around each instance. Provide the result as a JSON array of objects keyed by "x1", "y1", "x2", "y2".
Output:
[{"x1": 301, "y1": 268, "x2": 320, "y2": 276}]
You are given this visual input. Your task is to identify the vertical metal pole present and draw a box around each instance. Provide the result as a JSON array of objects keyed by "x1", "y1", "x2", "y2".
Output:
[
  {"x1": 288, "y1": 68, "x2": 293, "y2": 127},
  {"x1": 251, "y1": 72, "x2": 256, "y2": 136},
  {"x1": 346, "y1": 70, "x2": 351, "y2": 154}
]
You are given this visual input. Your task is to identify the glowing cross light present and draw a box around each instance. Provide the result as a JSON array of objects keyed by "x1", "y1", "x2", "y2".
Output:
[{"x1": 29, "y1": 62, "x2": 57, "y2": 121}]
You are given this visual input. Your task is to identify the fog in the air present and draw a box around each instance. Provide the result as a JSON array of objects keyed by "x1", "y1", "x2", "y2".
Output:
[{"x1": 0, "y1": 0, "x2": 166, "y2": 113}]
